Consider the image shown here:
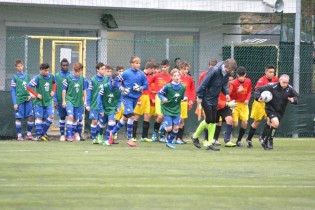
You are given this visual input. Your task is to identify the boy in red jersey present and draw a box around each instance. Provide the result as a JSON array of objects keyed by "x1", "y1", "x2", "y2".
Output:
[
  {"x1": 230, "y1": 67, "x2": 252, "y2": 147},
  {"x1": 246, "y1": 64, "x2": 278, "y2": 148}
]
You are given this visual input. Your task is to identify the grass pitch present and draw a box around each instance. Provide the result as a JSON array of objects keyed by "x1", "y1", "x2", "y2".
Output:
[{"x1": 0, "y1": 138, "x2": 314, "y2": 210}]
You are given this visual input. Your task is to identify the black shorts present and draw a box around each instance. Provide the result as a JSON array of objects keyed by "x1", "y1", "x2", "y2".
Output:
[
  {"x1": 201, "y1": 102, "x2": 217, "y2": 124},
  {"x1": 216, "y1": 106, "x2": 232, "y2": 123},
  {"x1": 266, "y1": 111, "x2": 282, "y2": 122}
]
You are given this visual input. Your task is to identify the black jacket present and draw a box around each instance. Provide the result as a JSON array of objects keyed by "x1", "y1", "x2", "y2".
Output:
[{"x1": 255, "y1": 82, "x2": 298, "y2": 117}]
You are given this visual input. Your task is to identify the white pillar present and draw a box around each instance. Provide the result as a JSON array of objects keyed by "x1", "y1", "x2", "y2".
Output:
[
  {"x1": 98, "y1": 29, "x2": 108, "y2": 64},
  {"x1": 0, "y1": 20, "x2": 6, "y2": 90}
]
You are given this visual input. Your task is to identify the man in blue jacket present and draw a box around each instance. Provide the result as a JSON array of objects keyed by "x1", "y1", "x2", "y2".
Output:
[{"x1": 191, "y1": 58, "x2": 237, "y2": 151}]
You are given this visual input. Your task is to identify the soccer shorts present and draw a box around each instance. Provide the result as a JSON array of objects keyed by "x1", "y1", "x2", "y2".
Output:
[
  {"x1": 232, "y1": 102, "x2": 249, "y2": 122},
  {"x1": 57, "y1": 103, "x2": 67, "y2": 118},
  {"x1": 250, "y1": 100, "x2": 266, "y2": 121},
  {"x1": 122, "y1": 96, "x2": 137, "y2": 116},
  {"x1": 15, "y1": 100, "x2": 34, "y2": 119},
  {"x1": 115, "y1": 104, "x2": 124, "y2": 121},
  {"x1": 216, "y1": 106, "x2": 232, "y2": 123},
  {"x1": 163, "y1": 115, "x2": 181, "y2": 128},
  {"x1": 150, "y1": 106, "x2": 157, "y2": 117},
  {"x1": 180, "y1": 101, "x2": 188, "y2": 119},
  {"x1": 34, "y1": 104, "x2": 54, "y2": 119},
  {"x1": 89, "y1": 109, "x2": 100, "y2": 120},
  {"x1": 134, "y1": 94, "x2": 150, "y2": 115},
  {"x1": 155, "y1": 95, "x2": 162, "y2": 115},
  {"x1": 99, "y1": 113, "x2": 115, "y2": 125},
  {"x1": 66, "y1": 105, "x2": 84, "y2": 120}
]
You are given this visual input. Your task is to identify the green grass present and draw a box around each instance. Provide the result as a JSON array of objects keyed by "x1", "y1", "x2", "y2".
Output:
[{"x1": 0, "y1": 138, "x2": 315, "y2": 210}]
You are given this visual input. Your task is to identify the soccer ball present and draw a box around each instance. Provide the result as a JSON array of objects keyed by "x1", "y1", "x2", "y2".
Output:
[{"x1": 260, "y1": 90, "x2": 273, "y2": 102}]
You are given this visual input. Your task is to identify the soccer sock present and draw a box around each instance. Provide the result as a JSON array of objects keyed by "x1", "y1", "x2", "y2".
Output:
[
  {"x1": 15, "y1": 121, "x2": 22, "y2": 137},
  {"x1": 66, "y1": 121, "x2": 73, "y2": 138},
  {"x1": 42, "y1": 117, "x2": 53, "y2": 135},
  {"x1": 213, "y1": 125, "x2": 222, "y2": 141},
  {"x1": 72, "y1": 122, "x2": 77, "y2": 136},
  {"x1": 237, "y1": 127, "x2": 246, "y2": 142},
  {"x1": 59, "y1": 120, "x2": 65, "y2": 136},
  {"x1": 112, "y1": 119, "x2": 126, "y2": 135},
  {"x1": 77, "y1": 120, "x2": 83, "y2": 137},
  {"x1": 176, "y1": 128, "x2": 183, "y2": 139},
  {"x1": 204, "y1": 128, "x2": 208, "y2": 140},
  {"x1": 126, "y1": 118, "x2": 134, "y2": 140},
  {"x1": 132, "y1": 120, "x2": 138, "y2": 138},
  {"x1": 261, "y1": 123, "x2": 271, "y2": 139},
  {"x1": 142, "y1": 121, "x2": 150, "y2": 138},
  {"x1": 96, "y1": 123, "x2": 100, "y2": 137},
  {"x1": 99, "y1": 124, "x2": 105, "y2": 136},
  {"x1": 167, "y1": 130, "x2": 178, "y2": 144},
  {"x1": 35, "y1": 119, "x2": 42, "y2": 137},
  {"x1": 247, "y1": 126, "x2": 256, "y2": 141},
  {"x1": 27, "y1": 121, "x2": 34, "y2": 136},
  {"x1": 224, "y1": 124, "x2": 233, "y2": 143},
  {"x1": 90, "y1": 124, "x2": 97, "y2": 140},
  {"x1": 207, "y1": 123, "x2": 216, "y2": 141},
  {"x1": 265, "y1": 126, "x2": 276, "y2": 140},
  {"x1": 154, "y1": 122, "x2": 161, "y2": 133},
  {"x1": 193, "y1": 120, "x2": 208, "y2": 138},
  {"x1": 105, "y1": 121, "x2": 115, "y2": 140}
]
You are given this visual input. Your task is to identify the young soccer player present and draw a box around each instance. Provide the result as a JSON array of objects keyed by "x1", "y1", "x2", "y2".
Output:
[
  {"x1": 97, "y1": 76, "x2": 121, "y2": 146},
  {"x1": 158, "y1": 69, "x2": 186, "y2": 149},
  {"x1": 177, "y1": 61, "x2": 196, "y2": 144},
  {"x1": 11, "y1": 60, "x2": 35, "y2": 140},
  {"x1": 108, "y1": 56, "x2": 148, "y2": 147},
  {"x1": 132, "y1": 61, "x2": 155, "y2": 142},
  {"x1": 86, "y1": 63, "x2": 108, "y2": 144},
  {"x1": 54, "y1": 58, "x2": 70, "y2": 141},
  {"x1": 230, "y1": 67, "x2": 252, "y2": 147},
  {"x1": 246, "y1": 64, "x2": 278, "y2": 148},
  {"x1": 149, "y1": 59, "x2": 172, "y2": 142},
  {"x1": 62, "y1": 62, "x2": 86, "y2": 142},
  {"x1": 27, "y1": 63, "x2": 56, "y2": 141}
]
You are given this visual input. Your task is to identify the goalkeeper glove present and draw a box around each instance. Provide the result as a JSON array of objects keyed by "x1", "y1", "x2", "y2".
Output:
[
  {"x1": 119, "y1": 87, "x2": 130, "y2": 95},
  {"x1": 133, "y1": 83, "x2": 142, "y2": 92},
  {"x1": 226, "y1": 100, "x2": 237, "y2": 108}
]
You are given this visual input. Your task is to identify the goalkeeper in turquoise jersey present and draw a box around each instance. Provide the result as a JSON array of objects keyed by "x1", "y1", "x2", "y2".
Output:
[
  {"x1": 11, "y1": 60, "x2": 35, "y2": 141},
  {"x1": 158, "y1": 69, "x2": 186, "y2": 149},
  {"x1": 62, "y1": 62, "x2": 87, "y2": 142},
  {"x1": 27, "y1": 63, "x2": 56, "y2": 141},
  {"x1": 97, "y1": 77, "x2": 121, "y2": 146},
  {"x1": 86, "y1": 62, "x2": 108, "y2": 144}
]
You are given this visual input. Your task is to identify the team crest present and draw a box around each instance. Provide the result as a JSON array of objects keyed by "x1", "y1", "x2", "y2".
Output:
[
  {"x1": 44, "y1": 82, "x2": 50, "y2": 91},
  {"x1": 74, "y1": 83, "x2": 80, "y2": 93}
]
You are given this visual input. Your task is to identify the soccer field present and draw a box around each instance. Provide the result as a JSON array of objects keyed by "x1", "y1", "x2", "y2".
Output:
[{"x1": 0, "y1": 138, "x2": 314, "y2": 210}]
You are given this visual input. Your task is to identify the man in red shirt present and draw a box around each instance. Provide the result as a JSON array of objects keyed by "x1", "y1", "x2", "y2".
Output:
[
  {"x1": 230, "y1": 67, "x2": 252, "y2": 147},
  {"x1": 246, "y1": 64, "x2": 278, "y2": 148}
]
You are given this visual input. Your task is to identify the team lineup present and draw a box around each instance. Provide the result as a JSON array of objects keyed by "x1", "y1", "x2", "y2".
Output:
[{"x1": 11, "y1": 56, "x2": 298, "y2": 150}]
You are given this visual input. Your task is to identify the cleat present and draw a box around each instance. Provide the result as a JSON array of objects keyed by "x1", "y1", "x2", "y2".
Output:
[
  {"x1": 247, "y1": 140, "x2": 253, "y2": 148},
  {"x1": 191, "y1": 135, "x2": 201, "y2": 148},
  {"x1": 97, "y1": 134, "x2": 103, "y2": 144},
  {"x1": 166, "y1": 142, "x2": 176, "y2": 149},
  {"x1": 59, "y1": 135, "x2": 66, "y2": 142},
  {"x1": 112, "y1": 140, "x2": 119, "y2": 144},
  {"x1": 236, "y1": 141, "x2": 243, "y2": 147},
  {"x1": 175, "y1": 138, "x2": 185, "y2": 145},
  {"x1": 151, "y1": 132, "x2": 158, "y2": 142},
  {"x1": 67, "y1": 137, "x2": 75, "y2": 142},
  {"x1": 127, "y1": 140, "x2": 137, "y2": 147},
  {"x1": 141, "y1": 138, "x2": 152, "y2": 142},
  {"x1": 103, "y1": 140, "x2": 111, "y2": 146},
  {"x1": 206, "y1": 145, "x2": 220, "y2": 151},
  {"x1": 212, "y1": 140, "x2": 221, "y2": 146},
  {"x1": 225, "y1": 141, "x2": 236, "y2": 147},
  {"x1": 159, "y1": 137, "x2": 166, "y2": 143},
  {"x1": 33, "y1": 137, "x2": 39, "y2": 141},
  {"x1": 25, "y1": 135, "x2": 36, "y2": 141},
  {"x1": 108, "y1": 133, "x2": 114, "y2": 145},
  {"x1": 113, "y1": 133, "x2": 118, "y2": 140},
  {"x1": 40, "y1": 135, "x2": 48, "y2": 141},
  {"x1": 92, "y1": 139, "x2": 98, "y2": 144},
  {"x1": 74, "y1": 133, "x2": 81, "y2": 141},
  {"x1": 131, "y1": 138, "x2": 137, "y2": 142},
  {"x1": 203, "y1": 140, "x2": 211, "y2": 147},
  {"x1": 261, "y1": 138, "x2": 270, "y2": 150},
  {"x1": 259, "y1": 136, "x2": 264, "y2": 143},
  {"x1": 268, "y1": 138, "x2": 274, "y2": 150},
  {"x1": 17, "y1": 136, "x2": 24, "y2": 141}
]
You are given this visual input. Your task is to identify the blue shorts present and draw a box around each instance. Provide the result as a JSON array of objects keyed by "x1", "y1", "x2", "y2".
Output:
[
  {"x1": 15, "y1": 100, "x2": 34, "y2": 119},
  {"x1": 66, "y1": 105, "x2": 84, "y2": 120},
  {"x1": 34, "y1": 104, "x2": 54, "y2": 119},
  {"x1": 163, "y1": 115, "x2": 181, "y2": 127},
  {"x1": 57, "y1": 103, "x2": 67, "y2": 118},
  {"x1": 122, "y1": 96, "x2": 138, "y2": 116},
  {"x1": 99, "y1": 113, "x2": 116, "y2": 125},
  {"x1": 89, "y1": 109, "x2": 100, "y2": 120}
]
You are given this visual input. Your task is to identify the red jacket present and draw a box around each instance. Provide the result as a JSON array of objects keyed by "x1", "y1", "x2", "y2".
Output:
[
  {"x1": 198, "y1": 71, "x2": 208, "y2": 86},
  {"x1": 230, "y1": 78, "x2": 252, "y2": 102},
  {"x1": 218, "y1": 83, "x2": 234, "y2": 110},
  {"x1": 255, "y1": 76, "x2": 278, "y2": 90},
  {"x1": 180, "y1": 74, "x2": 196, "y2": 104}
]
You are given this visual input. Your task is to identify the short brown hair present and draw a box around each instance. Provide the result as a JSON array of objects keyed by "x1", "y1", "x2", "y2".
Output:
[
  {"x1": 130, "y1": 56, "x2": 140, "y2": 63},
  {"x1": 73, "y1": 62, "x2": 83, "y2": 72},
  {"x1": 145, "y1": 62, "x2": 155, "y2": 69},
  {"x1": 224, "y1": 58, "x2": 237, "y2": 71},
  {"x1": 170, "y1": 68, "x2": 180, "y2": 76},
  {"x1": 208, "y1": 59, "x2": 217, "y2": 67},
  {"x1": 15, "y1": 60, "x2": 23, "y2": 66}
]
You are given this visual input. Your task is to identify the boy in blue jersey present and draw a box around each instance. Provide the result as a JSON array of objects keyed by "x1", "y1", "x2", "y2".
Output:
[
  {"x1": 97, "y1": 76, "x2": 121, "y2": 146},
  {"x1": 62, "y1": 62, "x2": 87, "y2": 142},
  {"x1": 86, "y1": 63, "x2": 107, "y2": 144},
  {"x1": 27, "y1": 63, "x2": 56, "y2": 141},
  {"x1": 108, "y1": 56, "x2": 148, "y2": 147},
  {"x1": 54, "y1": 58, "x2": 70, "y2": 141},
  {"x1": 158, "y1": 69, "x2": 186, "y2": 149},
  {"x1": 11, "y1": 60, "x2": 35, "y2": 140}
]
